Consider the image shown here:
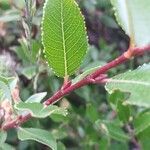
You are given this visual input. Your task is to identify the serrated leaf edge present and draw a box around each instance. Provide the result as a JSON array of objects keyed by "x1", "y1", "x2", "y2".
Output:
[
  {"x1": 41, "y1": 0, "x2": 89, "y2": 77},
  {"x1": 18, "y1": 127, "x2": 57, "y2": 150}
]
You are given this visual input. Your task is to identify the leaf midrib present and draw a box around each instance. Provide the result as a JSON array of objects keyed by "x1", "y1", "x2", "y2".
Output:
[
  {"x1": 109, "y1": 79, "x2": 150, "y2": 86},
  {"x1": 19, "y1": 128, "x2": 53, "y2": 148},
  {"x1": 60, "y1": 0, "x2": 68, "y2": 77}
]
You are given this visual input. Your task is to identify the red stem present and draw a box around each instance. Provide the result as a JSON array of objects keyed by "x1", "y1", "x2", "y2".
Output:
[
  {"x1": 44, "y1": 54, "x2": 127, "y2": 105},
  {"x1": 2, "y1": 113, "x2": 31, "y2": 130},
  {"x1": 2, "y1": 45, "x2": 150, "y2": 131},
  {"x1": 44, "y1": 44, "x2": 150, "y2": 105}
]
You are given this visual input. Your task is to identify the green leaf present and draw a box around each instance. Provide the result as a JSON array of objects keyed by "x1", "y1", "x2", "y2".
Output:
[
  {"x1": 16, "y1": 38, "x2": 40, "y2": 65},
  {"x1": 8, "y1": 78, "x2": 18, "y2": 92},
  {"x1": 21, "y1": 66, "x2": 37, "y2": 80},
  {"x1": 0, "y1": 10, "x2": 20, "y2": 22},
  {"x1": 95, "y1": 120, "x2": 130, "y2": 142},
  {"x1": 42, "y1": 0, "x2": 88, "y2": 77},
  {"x1": 72, "y1": 65, "x2": 101, "y2": 84},
  {"x1": 15, "y1": 38, "x2": 31, "y2": 64},
  {"x1": 0, "y1": 76, "x2": 18, "y2": 101},
  {"x1": 0, "y1": 132, "x2": 14, "y2": 150},
  {"x1": 111, "y1": 0, "x2": 150, "y2": 46},
  {"x1": 0, "y1": 131, "x2": 7, "y2": 144},
  {"x1": 1, "y1": 143, "x2": 15, "y2": 150},
  {"x1": 137, "y1": 126, "x2": 150, "y2": 150},
  {"x1": 50, "y1": 114, "x2": 68, "y2": 123},
  {"x1": 99, "y1": 136, "x2": 109, "y2": 150},
  {"x1": 18, "y1": 128, "x2": 57, "y2": 150},
  {"x1": 0, "y1": 0, "x2": 10, "y2": 10},
  {"x1": 110, "y1": 142, "x2": 129, "y2": 150},
  {"x1": 15, "y1": 102, "x2": 68, "y2": 118},
  {"x1": 0, "y1": 76, "x2": 9, "y2": 84},
  {"x1": 30, "y1": 40, "x2": 41, "y2": 63},
  {"x1": 139, "y1": 138, "x2": 150, "y2": 150},
  {"x1": 0, "y1": 81, "x2": 11, "y2": 101},
  {"x1": 109, "y1": 91, "x2": 130, "y2": 123},
  {"x1": 25, "y1": 92, "x2": 47, "y2": 103},
  {"x1": 134, "y1": 112, "x2": 150, "y2": 135},
  {"x1": 86, "y1": 103, "x2": 99, "y2": 123},
  {"x1": 52, "y1": 129, "x2": 67, "y2": 140},
  {"x1": 0, "y1": 76, "x2": 17, "y2": 88},
  {"x1": 13, "y1": 0, "x2": 25, "y2": 10},
  {"x1": 57, "y1": 142, "x2": 66, "y2": 150},
  {"x1": 106, "y1": 63, "x2": 150, "y2": 107},
  {"x1": 100, "y1": 14, "x2": 118, "y2": 29},
  {"x1": 97, "y1": 0, "x2": 111, "y2": 9}
]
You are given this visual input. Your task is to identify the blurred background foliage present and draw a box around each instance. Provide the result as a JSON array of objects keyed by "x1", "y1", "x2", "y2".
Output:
[{"x1": 0, "y1": 0, "x2": 150, "y2": 150}]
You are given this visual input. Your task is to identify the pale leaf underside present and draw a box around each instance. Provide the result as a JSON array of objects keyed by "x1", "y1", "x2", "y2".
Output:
[
  {"x1": 106, "y1": 64, "x2": 150, "y2": 107},
  {"x1": 111, "y1": 0, "x2": 150, "y2": 46},
  {"x1": 18, "y1": 128, "x2": 57, "y2": 150}
]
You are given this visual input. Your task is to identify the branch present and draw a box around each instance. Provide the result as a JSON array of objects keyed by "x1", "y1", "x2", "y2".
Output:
[
  {"x1": 2, "y1": 45, "x2": 150, "y2": 131},
  {"x1": 44, "y1": 45, "x2": 150, "y2": 105},
  {"x1": 2, "y1": 113, "x2": 31, "y2": 130},
  {"x1": 125, "y1": 124, "x2": 141, "y2": 150}
]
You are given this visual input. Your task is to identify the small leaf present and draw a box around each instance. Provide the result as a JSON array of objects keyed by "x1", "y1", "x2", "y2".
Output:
[
  {"x1": 15, "y1": 102, "x2": 68, "y2": 118},
  {"x1": 18, "y1": 128, "x2": 57, "y2": 150},
  {"x1": 21, "y1": 66, "x2": 37, "y2": 80},
  {"x1": 25, "y1": 92, "x2": 47, "y2": 103},
  {"x1": 13, "y1": 0, "x2": 25, "y2": 10},
  {"x1": 106, "y1": 63, "x2": 150, "y2": 107},
  {"x1": 134, "y1": 112, "x2": 150, "y2": 135},
  {"x1": 95, "y1": 120, "x2": 130, "y2": 142},
  {"x1": 99, "y1": 136, "x2": 109, "y2": 150},
  {"x1": 8, "y1": 78, "x2": 18, "y2": 92},
  {"x1": 109, "y1": 90, "x2": 130, "y2": 123},
  {"x1": 30, "y1": 40, "x2": 41, "y2": 63},
  {"x1": 1, "y1": 143, "x2": 15, "y2": 150},
  {"x1": 111, "y1": 0, "x2": 150, "y2": 46},
  {"x1": 50, "y1": 114, "x2": 68, "y2": 123},
  {"x1": 57, "y1": 142, "x2": 66, "y2": 150},
  {"x1": 42, "y1": 0, "x2": 88, "y2": 77},
  {"x1": 72, "y1": 65, "x2": 101, "y2": 84},
  {"x1": 0, "y1": 76, "x2": 17, "y2": 86},
  {"x1": 0, "y1": 76, "x2": 18, "y2": 101},
  {"x1": 0, "y1": 81, "x2": 11, "y2": 101},
  {"x1": 52, "y1": 129, "x2": 67, "y2": 140},
  {"x1": 15, "y1": 38, "x2": 31, "y2": 64},
  {"x1": 86, "y1": 103, "x2": 99, "y2": 123},
  {"x1": 0, "y1": 0, "x2": 10, "y2": 10},
  {"x1": 0, "y1": 131, "x2": 7, "y2": 144},
  {"x1": 100, "y1": 14, "x2": 118, "y2": 29},
  {"x1": 0, "y1": 10, "x2": 20, "y2": 22},
  {"x1": 137, "y1": 126, "x2": 150, "y2": 150}
]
